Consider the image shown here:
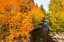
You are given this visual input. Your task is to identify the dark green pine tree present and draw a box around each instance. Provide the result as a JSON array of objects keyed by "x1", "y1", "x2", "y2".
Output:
[
  {"x1": 36, "y1": 3, "x2": 38, "y2": 7},
  {"x1": 40, "y1": 5, "x2": 46, "y2": 15},
  {"x1": 31, "y1": 0, "x2": 34, "y2": 3},
  {"x1": 27, "y1": 0, "x2": 34, "y2": 3}
]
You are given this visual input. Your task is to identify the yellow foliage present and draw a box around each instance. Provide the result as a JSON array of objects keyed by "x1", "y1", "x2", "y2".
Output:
[
  {"x1": 49, "y1": 0, "x2": 64, "y2": 32},
  {"x1": 31, "y1": 7, "x2": 45, "y2": 26}
]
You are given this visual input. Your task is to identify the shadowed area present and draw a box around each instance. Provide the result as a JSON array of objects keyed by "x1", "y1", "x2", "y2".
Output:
[{"x1": 30, "y1": 19, "x2": 56, "y2": 42}]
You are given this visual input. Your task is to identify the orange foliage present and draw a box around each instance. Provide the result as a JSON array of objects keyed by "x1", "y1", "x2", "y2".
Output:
[
  {"x1": 29, "y1": 2, "x2": 36, "y2": 8},
  {"x1": 0, "y1": 0, "x2": 44, "y2": 42}
]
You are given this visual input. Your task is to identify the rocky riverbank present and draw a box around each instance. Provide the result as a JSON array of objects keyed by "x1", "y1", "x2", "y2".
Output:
[{"x1": 49, "y1": 32, "x2": 64, "y2": 42}]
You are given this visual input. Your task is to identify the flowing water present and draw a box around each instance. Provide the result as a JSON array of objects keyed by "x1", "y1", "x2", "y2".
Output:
[{"x1": 30, "y1": 19, "x2": 56, "y2": 42}]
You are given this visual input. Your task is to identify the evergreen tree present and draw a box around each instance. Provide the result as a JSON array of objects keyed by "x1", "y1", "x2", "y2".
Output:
[
  {"x1": 40, "y1": 5, "x2": 46, "y2": 15},
  {"x1": 36, "y1": 3, "x2": 38, "y2": 7},
  {"x1": 27, "y1": 0, "x2": 34, "y2": 3}
]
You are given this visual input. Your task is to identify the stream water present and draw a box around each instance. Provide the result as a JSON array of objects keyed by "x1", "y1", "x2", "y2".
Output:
[{"x1": 30, "y1": 19, "x2": 56, "y2": 42}]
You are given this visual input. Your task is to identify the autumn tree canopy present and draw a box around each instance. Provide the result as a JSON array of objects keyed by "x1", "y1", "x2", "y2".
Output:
[
  {"x1": 48, "y1": 0, "x2": 64, "y2": 32},
  {"x1": 0, "y1": 0, "x2": 44, "y2": 42}
]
